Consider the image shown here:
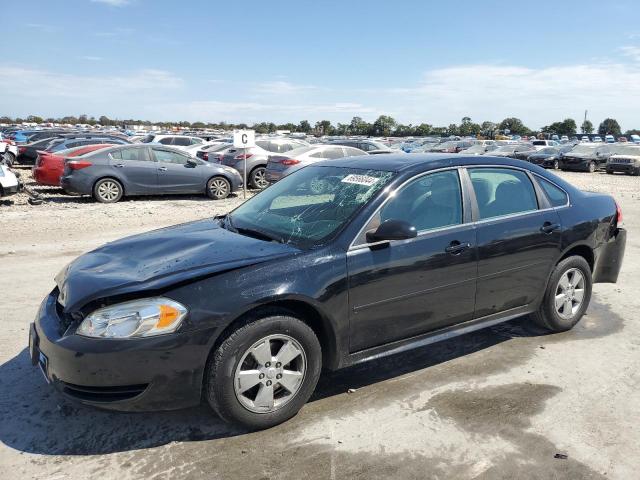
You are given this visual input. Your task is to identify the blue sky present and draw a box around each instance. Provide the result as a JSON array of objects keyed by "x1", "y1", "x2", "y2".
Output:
[{"x1": 3, "y1": 0, "x2": 640, "y2": 129}]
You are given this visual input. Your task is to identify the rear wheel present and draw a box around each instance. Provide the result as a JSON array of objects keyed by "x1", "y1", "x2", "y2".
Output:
[
  {"x1": 531, "y1": 256, "x2": 592, "y2": 332},
  {"x1": 552, "y1": 159, "x2": 559, "y2": 170},
  {"x1": 249, "y1": 167, "x2": 268, "y2": 189},
  {"x1": 588, "y1": 161, "x2": 596, "y2": 173},
  {"x1": 606, "y1": 169, "x2": 614, "y2": 174},
  {"x1": 93, "y1": 178, "x2": 123, "y2": 203},
  {"x1": 205, "y1": 313, "x2": 321, "y2": 429},
  {"x1": 3, "y1": 152, "x2": 15, "y2": 167},
  {"x1": 206, "y1": 176, "x2": 231, "y2": 200}
]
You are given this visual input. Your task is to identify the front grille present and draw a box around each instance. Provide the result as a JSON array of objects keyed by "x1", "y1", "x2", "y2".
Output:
[
  {"x1": 61, "y1": 381, "x2": 148, "y2": 402},
  {"x1": 610, "y1": 158, "x2": 632, "y2": 164}
]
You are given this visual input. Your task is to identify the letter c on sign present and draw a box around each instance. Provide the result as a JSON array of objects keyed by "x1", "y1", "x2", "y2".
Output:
[{"x1": 242, "y1": 134, "x2": 247, "y2": 145}]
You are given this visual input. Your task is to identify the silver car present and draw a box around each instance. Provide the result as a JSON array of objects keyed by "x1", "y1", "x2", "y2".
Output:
[
  {"x1": 221, "y1": 137, "x2": 309, "y2": 189},
  {"x1": 265, "y1": 144, "x2": 366, "y2": 184}
]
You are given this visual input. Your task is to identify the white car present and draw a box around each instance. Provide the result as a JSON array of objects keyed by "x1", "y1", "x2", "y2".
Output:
[
  {"x1": 531, "y1": 139, "x2": 559, "y2": 150},
  {"x1": 0, "y1": 164, "x2": 19, "y2": 197},
  {"x1": 1, "y1": 141, "x2": 18, "y2": 166},
  {"x1": 140, "y1": 134, "x2": 205, "y2": 151}
]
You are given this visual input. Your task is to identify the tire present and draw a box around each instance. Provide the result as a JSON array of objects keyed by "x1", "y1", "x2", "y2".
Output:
[
  {"x1": 249, "y1": 166, "x2": 268, "y2": 189},
  {"x1": 3, "y1": 152, "x2": 15, "y2": 167},
  {"x1": 553, "y1": 159, "x2": 559, "y2": 170},
  {"x1": 206, "y1": 176, "x2": 231, "y2": 200},
  {"x1": 530, "y1": 256, "x2": 592, "y2": 332},
  {"x1": 588, "y1": 161, "x2": 596, "y2": 173},
  {"x1": 93, "y1": 178, "x2": 123, "y2": 203},
  {"x1": 634, "y1": 168, "x2": 640, "y2": 177},
  {"x1": 205, "y1": 313, "x2": 322, "y2": 430},
  {"x1": 606, "y1": 169, "x2": 614, "y2": 175}
]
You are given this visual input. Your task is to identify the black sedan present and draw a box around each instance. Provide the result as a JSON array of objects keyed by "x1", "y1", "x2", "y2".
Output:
[
  {"x1": 559, "y1": 144, "x2": 610, "y2": 172},
  {"x1": 31, "y1": 154, "x2": 626, "y2": 429},
  {"x1": 60, "y1": 144, "x2": 243, "y2": 202},
  {"x1": 526, "y1": 146, "x2": 573, "y2": 169}
]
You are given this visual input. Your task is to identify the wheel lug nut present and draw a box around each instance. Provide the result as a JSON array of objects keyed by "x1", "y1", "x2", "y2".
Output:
[
  {"x1": 265, "y1": 362, "x2": 271, "y2": 367},
  {"x1": 275, "y1": 362, "x2": 281, "y2": 368},
  {"x1": 259, "y1": 373, "x2": 265, "y2": 379},
  {"x1": 276, "y1": 374, "x2": 282, "y2": 379},
  {"x1": 266, "y1": 380, "x2": 272, "y2": 386}
]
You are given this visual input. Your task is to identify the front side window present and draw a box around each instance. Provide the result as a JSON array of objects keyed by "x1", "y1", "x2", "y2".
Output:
[
  {"x1": 376, "y1": 170, "x2": 463, "y2": 233},
  {"x1": 228, "y1": 166, "x2": 394, "y2": 247},
  {"x1": 469, "y1": 168, "x2": 538, "y2": 219},
  {"x1": 153, "y1": 148, "x2": 189, "y2": 164}
]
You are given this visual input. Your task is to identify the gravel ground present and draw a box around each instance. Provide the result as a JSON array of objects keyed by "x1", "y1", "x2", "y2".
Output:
[{"x1": 0, "y1": 167, "x2": 639, "y2": 479}]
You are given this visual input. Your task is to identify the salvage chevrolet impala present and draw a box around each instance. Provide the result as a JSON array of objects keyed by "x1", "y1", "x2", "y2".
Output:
[{"x1": 30, "y1": 154, "x2": 626, "y2": 429}]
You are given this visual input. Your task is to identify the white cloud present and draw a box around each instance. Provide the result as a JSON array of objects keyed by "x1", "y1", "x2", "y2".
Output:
[
  {"x1": 252, "y1": 81, "x2": 320, "y2": 95},
  {"x1": 91, "y1": 0, "x2": 131, "y2": 6},
  {"x1": 79, "y1": 56, "x2": 103, "y2": 61},
  {"x1": 620, "y1": 46, "x2": 640, "y2": 62},
  {"x1": 0, "y1": 66, "x2": 183, "y2": 100}
]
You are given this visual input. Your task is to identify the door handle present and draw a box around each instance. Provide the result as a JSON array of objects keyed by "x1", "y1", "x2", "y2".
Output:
[
  {"x1": 445, "y1": 241, "x2": 471, "y2": 255},
  {"x1": 540, "y1": 222, "x2": 560, "y2": 234},
  {"x1": 158, "y1": 167, "x2": 168, "y2": 171},
  {"x1": 114, "y1": 163, "x2": 125, "y2": 168}
]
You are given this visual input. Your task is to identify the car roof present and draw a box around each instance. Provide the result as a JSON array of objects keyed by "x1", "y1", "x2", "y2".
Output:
[{"x1": 319, "y1": 153, "x2": 548, "y2": 174}]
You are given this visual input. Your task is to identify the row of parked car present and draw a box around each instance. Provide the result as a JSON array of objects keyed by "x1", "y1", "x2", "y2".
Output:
[{"x1": 1, "y1": 126, "x2": 638, "y2": 203}]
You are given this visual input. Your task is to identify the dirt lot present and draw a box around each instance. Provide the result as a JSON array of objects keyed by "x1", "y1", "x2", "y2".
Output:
[{"x1": 1, "y1": 168, "x2": 639, "y2": 479}]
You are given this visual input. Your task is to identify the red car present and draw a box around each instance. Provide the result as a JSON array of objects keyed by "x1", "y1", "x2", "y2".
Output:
[{"x1": 33, "y1": 144, "x2": 112, "y2": 186}]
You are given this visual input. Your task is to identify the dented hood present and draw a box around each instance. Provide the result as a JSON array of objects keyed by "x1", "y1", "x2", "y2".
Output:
[{"x1": 55, "y1": 218, "x2": 298, "y2": 312}]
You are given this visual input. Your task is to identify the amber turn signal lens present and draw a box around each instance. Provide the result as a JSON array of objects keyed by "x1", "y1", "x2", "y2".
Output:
[{"x1": 157, "y1": 304, "x2": 181, "y2": 327}]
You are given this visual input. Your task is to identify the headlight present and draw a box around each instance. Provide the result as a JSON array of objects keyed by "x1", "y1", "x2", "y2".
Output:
[{"x1": 77, "y1": 297, "x2": 188, "y2": 338}]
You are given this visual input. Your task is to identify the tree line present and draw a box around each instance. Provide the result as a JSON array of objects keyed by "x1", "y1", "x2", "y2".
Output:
[{"x1": 2, "y1": 114, "x2": 637, "y2": 138}]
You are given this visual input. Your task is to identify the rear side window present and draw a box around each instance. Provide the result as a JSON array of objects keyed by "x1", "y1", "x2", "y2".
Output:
[
  {"x1": 173, "y1": 137, "x2": 191, "y2": 146},
  {"x1": 469, "y1": 168, "x2": 538, "y2": 219},
  {"x1": 158, "y1": 137, "x2": 174, "y2": 145},
  {"x1": 190, "y1": 137, "x2": 203, "y2": 145},
  {"x1": 537, "y1": 177, "x2": 568, "y2": 207}
]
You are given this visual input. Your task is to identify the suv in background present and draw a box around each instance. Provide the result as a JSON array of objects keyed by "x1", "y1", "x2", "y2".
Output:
[
  {"x1": 330, "y1": 139, "x2": 397, "y2": 154},
  {"x1": 221, "y1": 137, "x2": 309, "y2": 189},
  {"x1": 140, "y1": 134, "x2": 205, "y2": 151}
]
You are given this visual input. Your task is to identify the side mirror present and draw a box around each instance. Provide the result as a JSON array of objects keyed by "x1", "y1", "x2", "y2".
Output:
[
  {"x1": 366, "y1": 219, "x2": 417, "y2": 243},
  {"x1": 186, "y1": 158, "x2": 198, "y2": 167}
]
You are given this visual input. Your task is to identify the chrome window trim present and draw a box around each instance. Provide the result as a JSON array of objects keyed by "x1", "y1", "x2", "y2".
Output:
[{"x1": 349, "y1": 164, "x2": 568, "y2": 251}]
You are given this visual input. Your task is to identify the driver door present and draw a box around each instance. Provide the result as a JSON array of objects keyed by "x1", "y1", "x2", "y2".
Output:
[
  {"x1": 150, "y1": 147, "x2": 205, "y2": 193},
  {"x1": 346, "y1": 169, "x2": 478, "y2": 352}
]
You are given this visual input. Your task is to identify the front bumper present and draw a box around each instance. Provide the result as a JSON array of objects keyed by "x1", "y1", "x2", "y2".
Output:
[
  {"x1": 607, "y1": 163, "x2": 639, "y2": 174},
  {"x1": 31, "y1": 291, "x2": 216, "y2": 411}
]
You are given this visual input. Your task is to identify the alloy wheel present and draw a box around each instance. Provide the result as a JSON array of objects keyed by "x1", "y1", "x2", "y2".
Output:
[
  {"x1": 209, "y1": 178, "x2": 229, "y2": 199},
  {"x1": 234, "y1": 334, "x2": 306, "y2": 414},
  {"x1": 252, "y1": 168, "x2": 268, "y2": 189},
  {"x1": 97, "y1": 181, "x2": 121, "y2": 202},
  {"x1": 554, "y1": 268, "x2": 585, "y2": 320}
]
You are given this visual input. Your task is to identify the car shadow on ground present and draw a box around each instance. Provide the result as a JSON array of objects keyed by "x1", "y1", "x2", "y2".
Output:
[{"x1": 0, "y1": 316, "x2": 548, "y2": 457}]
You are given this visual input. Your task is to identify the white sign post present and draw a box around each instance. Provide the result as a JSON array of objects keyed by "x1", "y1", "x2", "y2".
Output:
[{"x1": 233, "y1": 129, "x2": 256, "y2": 199}]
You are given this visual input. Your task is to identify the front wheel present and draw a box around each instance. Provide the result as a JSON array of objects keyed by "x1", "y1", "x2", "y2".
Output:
[
  {"x1": 531, "y1": 256, "x2": 592, "y2": 332},
  {"x1": 588, "y1": 161, "x2": 596, "y2": 173},
  {"x1": 205, "y1": 314, "x2": 322, "y2": 430},
  {"x1": 552, "y1": 159, "x2": 559, "y2": 170},
  {"x1": 206, "y1": 176, "x2": 231, "y2": 199}
]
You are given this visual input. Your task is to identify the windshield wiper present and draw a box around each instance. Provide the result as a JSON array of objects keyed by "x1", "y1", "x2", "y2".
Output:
[{"x1": 235, "y1": 227, "x2": 285, "y2": 244}]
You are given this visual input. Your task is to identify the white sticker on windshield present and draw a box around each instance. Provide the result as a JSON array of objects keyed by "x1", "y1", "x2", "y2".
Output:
[{"x1": 341, "y1": 174, "x2": 379, "y2": 187}]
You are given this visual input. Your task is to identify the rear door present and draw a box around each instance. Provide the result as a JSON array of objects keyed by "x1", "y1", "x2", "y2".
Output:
[
  {"x1": 109, "y1": 146, "x2": 158, "y2": 194},
  {"x1": 151, "y1": 147, "x2": 205, "y2": 193},
  {"x1": 467, "y1": 167, "x2": 562, "y2": 318}
]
